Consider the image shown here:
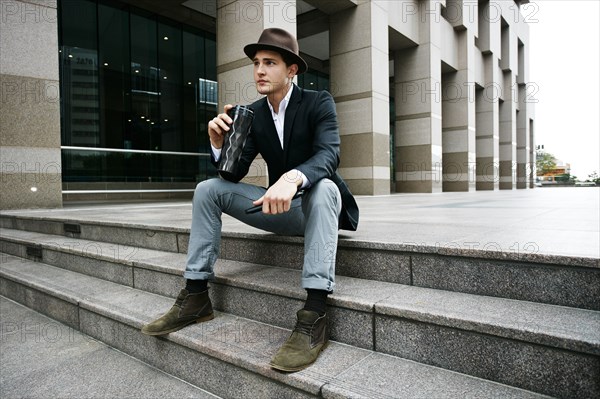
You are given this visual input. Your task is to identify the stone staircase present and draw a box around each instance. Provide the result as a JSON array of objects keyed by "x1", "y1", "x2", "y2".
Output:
[{"x1": 1, "y1": 211, "x2": 599, "y2": 398}]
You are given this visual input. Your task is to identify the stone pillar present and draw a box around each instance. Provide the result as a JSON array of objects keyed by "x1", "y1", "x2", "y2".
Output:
[
  {"x1": 475, "y1": 54, "x2": 500, "y2": 190},
  {"x1": 498, "y1": 16, "x2": 517, "y2": 190},
  {"x1": 516, "y1": 40, "x2": 531, "y2": 189},
  {"x1": 0, "y1": 0, "x2": 62, "y2": 209},
  {"x1": 499, "y1": 71, "x2": 517, "y2": 190},
  {"x1": 441, "y1": 30, "x2": 476, "y2": 192},
  {"x1": 516, "y1": 84, "x2": 530, "y2": 189},
  {"x1": 330, "y1": 1, "x2": 390, "y2": 195},
  {"x1": 394, "y1": 0, "x2": 442, "y2": 193},
  {"x1": 215, "y1": 0, "x2": 297, "y2": 187}
]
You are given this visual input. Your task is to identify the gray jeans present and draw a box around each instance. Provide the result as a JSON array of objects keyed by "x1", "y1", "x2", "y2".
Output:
[{"x1": 184, "y1": 177, "x2": 342, "y2": 292}]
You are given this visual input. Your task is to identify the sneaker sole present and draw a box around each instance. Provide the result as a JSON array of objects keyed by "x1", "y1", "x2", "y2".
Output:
[{"x1": 141, "y1": 313, "x2": 215, "y2": 336}]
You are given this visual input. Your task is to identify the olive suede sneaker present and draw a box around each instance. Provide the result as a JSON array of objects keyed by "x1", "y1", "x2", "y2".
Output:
[
  {"x1": 141, "y1": 289, "x2": 214, "y2": 336},
  {"x1": 270, "y1": 309, "x2": 328, "y2": 372}
]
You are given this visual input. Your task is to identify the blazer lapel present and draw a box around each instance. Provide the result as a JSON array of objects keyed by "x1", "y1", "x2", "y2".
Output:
[{"x1": 283, "y1": 85, "x2": 302, "y2": 160}]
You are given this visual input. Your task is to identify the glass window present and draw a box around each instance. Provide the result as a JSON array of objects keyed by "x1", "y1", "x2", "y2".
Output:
[
  {"x1": 59, "y1": 0, "x2": 99, "y2": 147},
  {"x1": 58, "y1": 0, "x2": 217, "y2": 187}
]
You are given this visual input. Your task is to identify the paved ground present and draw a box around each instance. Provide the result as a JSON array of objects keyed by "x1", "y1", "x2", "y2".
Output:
[
  {"x1": 2, "y1": 186, "x2": 598, "y2": 259},
  {"x1": 0, "y1": 297, "x2": 220, "y2": 399}
]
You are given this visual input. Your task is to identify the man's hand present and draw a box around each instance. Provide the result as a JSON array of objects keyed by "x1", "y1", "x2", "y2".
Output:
[
  {"x1": 208, "y1": 104, "x2": 234, "y2": 149},
  {"x1": 253, "y1": 171, "x2": 303, "y2": 214}
]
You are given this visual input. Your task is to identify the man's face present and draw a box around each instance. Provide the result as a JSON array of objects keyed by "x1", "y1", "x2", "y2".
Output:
[{"x1": 253, "y1": 50, "x2": 297, "y2": 96}]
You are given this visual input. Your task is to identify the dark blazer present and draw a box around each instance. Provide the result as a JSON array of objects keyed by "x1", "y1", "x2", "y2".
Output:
[{"x1": 214, "y1": 85, "x2": 359, "y2": 231}]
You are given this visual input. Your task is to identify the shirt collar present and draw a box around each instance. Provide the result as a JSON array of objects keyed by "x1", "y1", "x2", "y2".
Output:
[{"x1": 267, "y1": 84, "x2": 294, "y2": 115}]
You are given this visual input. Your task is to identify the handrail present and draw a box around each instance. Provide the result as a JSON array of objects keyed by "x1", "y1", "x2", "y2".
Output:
[{"x1": 61, "y1": 146, "x2": 210, "y2": 157}]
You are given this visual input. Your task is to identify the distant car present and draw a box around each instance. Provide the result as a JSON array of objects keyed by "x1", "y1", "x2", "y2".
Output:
[{"x1": 575, "y1": 181, "x2": 596, "y2": 187}]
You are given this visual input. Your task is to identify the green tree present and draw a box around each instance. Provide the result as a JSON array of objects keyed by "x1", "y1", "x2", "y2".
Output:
[
  {"x1": 588, "y1": 171, "x2": 600, "y2": 185},
  {"x1": 536, "y1": 151, "x2": 557, "y2": 176}
]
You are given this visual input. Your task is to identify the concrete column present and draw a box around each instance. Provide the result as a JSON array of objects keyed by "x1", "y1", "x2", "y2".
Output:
[
  {"x1": 215, "y1": 0, "x2": 297, "y2": 187},
  {"x1": 441, "y1": 30, "x2": 476, "y2": 192},
  {"x1": 394, "y1": 0, "x2": 442, "y2": 193},
  {"x1": 475, "y1": 54, "x2": 499, "y2": 190},
  {"x1": 330, "y1": 1, "x2": 390, "y2": 195},
  {"x1": 499, "y1": 71, "x2": 517, "y2": 190},
  {"x1": 516, "y1": 40, "x2": 531, "y2": 189},
  {"x1": 0, "y1": 0, "x2": 62, "y2": 209},
  {"x1": 516, "y1": 84, "x2": 530, "y2": 189}
]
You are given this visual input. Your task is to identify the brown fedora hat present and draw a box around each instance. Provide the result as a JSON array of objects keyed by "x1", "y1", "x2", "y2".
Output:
[{"x1": 244, "y1": 28, "x2": 308, "y2": 74}]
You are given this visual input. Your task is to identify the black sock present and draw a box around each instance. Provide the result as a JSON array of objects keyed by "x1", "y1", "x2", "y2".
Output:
[
  {"x1": 185, "y1": 279, "x2": 208, "y2": 293},
  {"x1": 303, "y1": 289, "x2": 329, "y2": 316}
]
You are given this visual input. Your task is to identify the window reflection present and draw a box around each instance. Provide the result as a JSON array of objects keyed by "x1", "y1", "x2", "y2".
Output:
[{"x1": 58, "y1": 0, "x2": 217, "y2": 188}]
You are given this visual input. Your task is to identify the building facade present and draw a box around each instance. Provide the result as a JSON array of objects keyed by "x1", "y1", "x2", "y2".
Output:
[{"x1": 0, "y1": 0, "x2": 535, "y2": 209}]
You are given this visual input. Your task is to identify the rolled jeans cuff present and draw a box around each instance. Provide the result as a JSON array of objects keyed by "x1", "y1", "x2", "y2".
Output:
[
  {"x1": 301, "y1": 277, "x2": 334, "y2": 292},
  {"x1": 183, "y1": 270, "x2": 215, "y2": 281}
]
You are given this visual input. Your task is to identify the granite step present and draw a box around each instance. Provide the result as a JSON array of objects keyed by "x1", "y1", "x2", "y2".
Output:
[
  {"x1": 1, "y1": 228, "x2": 599, "y2": 397},
  {"x1": 0, "y1": 296, "x2": 221, "y2": 399},
  {"x1": 0, "y1": 254, "x2": 549, "y2": 399},
  {"x1": 1, "y1": 219, "x2": 599, "y2": 311}
]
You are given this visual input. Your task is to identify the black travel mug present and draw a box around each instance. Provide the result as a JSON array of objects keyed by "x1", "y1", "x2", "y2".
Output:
[{"x1": 217, "y1": 105, "x2": 254, "y2": 181}]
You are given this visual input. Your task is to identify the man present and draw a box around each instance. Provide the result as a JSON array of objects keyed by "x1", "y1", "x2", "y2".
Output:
[{"x1": 142, "y1": 28, "x2": 359, "y2": 372}]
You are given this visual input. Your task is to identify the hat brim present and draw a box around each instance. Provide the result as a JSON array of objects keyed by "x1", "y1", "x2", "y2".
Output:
[{"x1": 244, "y1": 43, "x2": 308, "y2": 75}]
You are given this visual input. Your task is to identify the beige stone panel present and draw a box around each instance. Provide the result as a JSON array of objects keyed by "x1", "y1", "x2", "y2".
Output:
[
  {"x1": 396, "y1": 179, "x2": 436, "y2": 193},
  {"x1": 475, "y1": 136, "x2": 495, "y2": 157},
  {"x1": 345, "y1": 178, "x2": 389, "y2": 196},
  {"x1": 476, "y1": 181, "x2": 495, "y2": 190},
  {"x1": 1, "y1": 146, "x2": 61, "y2": 172},
  {"x1": 329, "y1": 4, "x2": 371, "y2": 57},
  {"x1": 337, "y1": 166, "x2": 390, "y2": 180},
  {"x1": 396, "y1": 117, "x2": 437, "y2": 147},
  {"x1": 373, "y1": 179, "x2": 390, "y2": 195},
  {"x1": 18, "y1": 1, "x2": 58, "y2": 8},
  {"x1": 442, "y1": 128, "x2": 470, "y2": 153},
  {"x1": 0, "y1": 1, "x2": 58, "y2": 80},
  {"x1": 370, "y1": 2, "x2": 389, "y2": 52},
  {"x1": 371, "y1": 47, "x2": 389, "y2": 97},
  {"x1": 340, "y1": 133, "x2": 373, "y2": 168},
  {"x1": 216, "y1": 2, "x2": 268, "y2": 66},
  {"x1": 345, "y1": 179, "x2": 372, "y2": 196},
  {"x1": 0, "y1": 172, "x2": 62, "y2": 209},
  {"x1": 476, "y1": 156, "x2": 497, "y2": 175},
  {"x1": 371, "y1": 93, "x2": 390, "y2": 136},
  {"x1": 440, "y1": 19, "x2": 457, "y2": 70},
  {"x1": 340, "y1": 133, "x2": 389, "y2": 168},
  {"x1": 330, "y1": 47, "x2": 373, "y2": 98},
  {"x1": 475, "y1": 110, "x2": 496, "y2": 136},
  {"x1": 395, "y1": 45, "x2": 441, "y2": 82},
  {"x1": 217, "y1": 65, "x2": 259, "y2": 108},
  {"x1": 336, "y1": 97, "x2": 373, "y2": 136},
  {"x1": 499, "y1": 142, "x2": 514, "y2": 161},
  {"x1": 395, "y1": 78, "x2": 442, "y2": 117},
  {"x1": 443, "y1": 151, "x2": 475, "y2": 192},
  {"x1": 477, "y1": 1, "x2": 501, "y2": 55},
  {"x1": 499, "y1": 160, "x2": 514, "y2": 177},
  {"x1": 386, "y1": 1, "x2": 419, "y2": 43},
  {"x1": 443, "y1": 180, "x2": 469, "y2": 192},
  {"x1": 442, "y1": 97, "x2": 472, "y2": 128},
  {"x1": 395, "y1": 144, "x2": 435, "y2": 171},
  {"x1": 372, "y1": 132, "x2": 390, "y2": 167},
  {"x1": 0, "y1": 74, "x2": 60, "y2": 148},
  {"x1": 474, "y1": 47, "x2": 484, "y2": 86}
]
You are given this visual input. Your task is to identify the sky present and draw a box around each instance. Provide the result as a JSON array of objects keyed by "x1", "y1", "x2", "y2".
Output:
[{"x1": 528, "y1": 0, "x2": 600, "y2": 179}]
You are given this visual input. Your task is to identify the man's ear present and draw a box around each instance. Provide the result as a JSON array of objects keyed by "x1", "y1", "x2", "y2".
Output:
[{"x1": 288, "y1": 64, "x2": 298, "y2": 77}]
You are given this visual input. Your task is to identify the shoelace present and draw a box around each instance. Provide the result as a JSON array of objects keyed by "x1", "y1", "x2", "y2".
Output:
[{"x1": 293, "y1": 319, "x2": 314, "y2": 335}]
